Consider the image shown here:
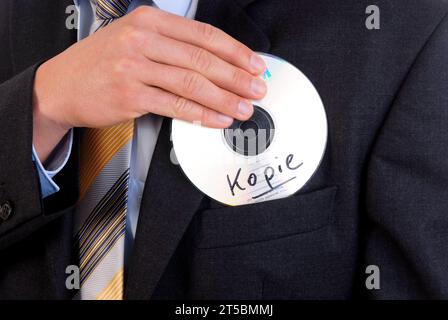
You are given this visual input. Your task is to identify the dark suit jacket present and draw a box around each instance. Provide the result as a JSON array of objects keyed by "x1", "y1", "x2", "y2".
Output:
[{"x1": 1, "y1": 0, "x2": 448, "y2": 300}]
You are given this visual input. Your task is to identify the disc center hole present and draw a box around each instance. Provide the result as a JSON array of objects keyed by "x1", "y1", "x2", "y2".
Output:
[
  {"x1": 239, "y1": 120, "x2": 259, "y2": 136},
  {"x1": 223, "y1": 105, "x2": 275, "y2": 156}
]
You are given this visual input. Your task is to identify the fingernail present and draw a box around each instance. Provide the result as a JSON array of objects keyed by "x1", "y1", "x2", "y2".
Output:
[
  {"x1": 251, "y1": 78, "x2": 267, "y2": 96},
  {"x1": 238, "y1": 100, "x2": 253, "y2": 118},
  {"x1": 217, "y1": 114, "x2": 234, "y2": 126},
  {"x1": 250, "y1": 54, "x2": 266, "y2": 73}
]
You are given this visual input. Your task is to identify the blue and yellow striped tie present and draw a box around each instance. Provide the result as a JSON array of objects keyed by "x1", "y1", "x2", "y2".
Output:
[{"x1": 74, "y1": 0, "x2": 134, "y2": 300}]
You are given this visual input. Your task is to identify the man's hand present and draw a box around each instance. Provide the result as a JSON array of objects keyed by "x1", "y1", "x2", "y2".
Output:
[{"x1": 32, "y1": 6, "x2": 267, "y2": 162}]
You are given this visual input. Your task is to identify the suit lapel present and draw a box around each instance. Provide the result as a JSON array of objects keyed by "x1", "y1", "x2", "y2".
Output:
[
  {"x1": 10, "y1": 0, "x2": 77, "y2": 74},
  {"x1": 125, "y1": 119, "x2": 203, "y2": 299},
  {"x1": 125, "y1": 0, "x2": 270, "y2": 299}
]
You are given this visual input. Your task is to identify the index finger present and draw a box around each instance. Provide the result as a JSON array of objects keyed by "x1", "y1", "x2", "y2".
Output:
[{"x1": 137, "y1": 7, "x2": 266, "y2": 75}]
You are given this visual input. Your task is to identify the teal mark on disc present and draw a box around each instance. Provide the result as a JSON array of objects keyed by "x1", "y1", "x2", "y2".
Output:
[{"x1": 262, "y1": 68, "x2": 272, "y2": 82}]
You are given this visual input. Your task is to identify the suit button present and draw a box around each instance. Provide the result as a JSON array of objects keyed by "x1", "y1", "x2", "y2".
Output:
[{"x1": 0, "y1": 201, "x2": 13, "y2": 221}]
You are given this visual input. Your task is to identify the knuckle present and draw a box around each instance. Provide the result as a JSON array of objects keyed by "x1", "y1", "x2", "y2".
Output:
[
  {"x1": 190, "y1": 47, "x2": 212, "y2": 72},
  {"x1": 173, "y1": 96, "x2": 192, "y2": 118},
  {"x1": 200, "y1": 108, "x2": 211, "y2": 126},
  {"x1": 128, "y1": 30, "x2": 145, "y2": 49},
  {"x1": 119, "y1": 25, "x2": 144, "y2": 49},
  {"x1": 182, "y1": 72, "x2": 203, "y2": 95},
  {"x1": 237, "y1": 45, "x2": 251, "y2": 63},
  {"x1": 112, "y1": 58, "x2": 135, "y2": 76},
  {"x1": 118, "y1": 25, "x2": 133, "y2": 43},
  {"x1": 196, "y1": 22, "x2": 218, "y2": 45},
  {"x1": 231, "y1": 69, "x2": 243, "y2": 87},
  {"x1": 136, "y1": 89, "x2": 159, "y2": 115},
  {"x1": 224, "y1": 95, "x2": 239, "y2": 115},
  {"x1": 130, "y1": 6, "x2": 152, "y2": 24},
  {"x1": 131, "y1": 6, "x2": 166, "y2": 31}
]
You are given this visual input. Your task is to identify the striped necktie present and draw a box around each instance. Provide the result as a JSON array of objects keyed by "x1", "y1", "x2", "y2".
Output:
[{"x1": 74, "y1": 0, "x2": 135, "y2": 300}]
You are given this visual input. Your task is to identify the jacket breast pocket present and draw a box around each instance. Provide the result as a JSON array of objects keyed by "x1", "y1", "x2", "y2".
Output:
[{"x1": 195, "y1": 186, "x2": 338, "y2": 249}]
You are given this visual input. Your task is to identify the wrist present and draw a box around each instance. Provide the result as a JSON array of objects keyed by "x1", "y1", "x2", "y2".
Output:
[
  {"x1": 32, "y1": 62, "x2": 72, "y2": 163},
  {"x1": 33, "y1": 61, "x2": 73, "y2": 131}
]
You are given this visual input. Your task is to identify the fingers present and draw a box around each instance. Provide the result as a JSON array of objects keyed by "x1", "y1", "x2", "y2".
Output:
[
  {"x1": 139, "y1": 60, "x2": 255, "y2": 121},
  {"x1": 112, "y1": 7, "x2": 269, "y2": 128},
  {"x1": 135, "y1": 85, "x2": 234, "y2": 128},
  {"x1": 130, "y1": 6, "x2": 266, "y2": 76},
  {"x1": 142, "y1": 34, "x2": 267, "y2": 100},
  {"x1": 159, "y1": 17, "x2": 266, "y2": 75}
]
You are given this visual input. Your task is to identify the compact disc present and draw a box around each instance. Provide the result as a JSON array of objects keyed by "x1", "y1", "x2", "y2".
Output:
[{"x1": 171, "y1": 53, "x2": 327, "y2": 206}]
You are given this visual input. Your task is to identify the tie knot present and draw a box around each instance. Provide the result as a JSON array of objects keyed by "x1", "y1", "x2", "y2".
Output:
[{"x1": 95, "y1": 0, "x2": 132, "y2": 20}]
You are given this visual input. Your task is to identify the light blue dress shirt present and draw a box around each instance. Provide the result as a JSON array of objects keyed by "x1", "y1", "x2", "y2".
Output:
[
  {"x1": 32, "y1": 130, "x2": 74, "y2": 196},
  {"x1": 32, "y1": 0, "x2": 197, "y2": 252}
]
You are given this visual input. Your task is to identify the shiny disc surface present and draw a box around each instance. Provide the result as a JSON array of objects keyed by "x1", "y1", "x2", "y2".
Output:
[{"x1": 172, "y1": 53, "x2": 327, "y2": 206}]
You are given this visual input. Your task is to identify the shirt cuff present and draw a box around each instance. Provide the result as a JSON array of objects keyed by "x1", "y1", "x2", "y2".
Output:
[{"x1": 32, "y1": 130, "x2": 74, "y2": 198}]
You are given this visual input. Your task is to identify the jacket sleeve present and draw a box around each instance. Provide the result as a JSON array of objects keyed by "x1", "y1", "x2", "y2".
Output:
[
  {"x1": 363, "y1": 13, "x2": 448, "y2": 299},
  {"x1": 0, "y1": 64, "x2": 79, "y2": 251}
]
